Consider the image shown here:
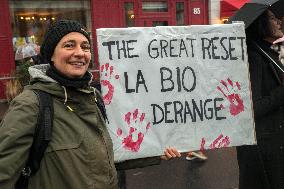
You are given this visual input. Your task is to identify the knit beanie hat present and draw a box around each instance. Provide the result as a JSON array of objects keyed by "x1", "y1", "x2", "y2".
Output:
[{"x1": 40, "y1": 20, "x2": 91, "y2": 62}]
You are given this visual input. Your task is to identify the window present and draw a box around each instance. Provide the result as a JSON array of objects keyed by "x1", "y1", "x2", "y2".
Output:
[
  {"x1": 176, "y1": 2, "x2": 184, "y2": 26},
  {"x1": 9, "y1": 0, "x2": 91, "y2": 65},
  {"x1": 152, "y1": 21, "x2": 168, "y2": 26},
  {"x1": 142, "y1": 1, "x2": 168, "y2": 12},
  {"x1": 124, "y1": 2, "x2": 134, "y2": 27}
]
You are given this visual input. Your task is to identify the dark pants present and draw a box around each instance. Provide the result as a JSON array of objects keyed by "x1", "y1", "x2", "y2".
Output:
[{"x1": 117, "y1": 170, "x2": 126, "y2": 189}]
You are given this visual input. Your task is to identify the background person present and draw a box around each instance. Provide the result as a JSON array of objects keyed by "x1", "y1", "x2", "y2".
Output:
[{"x1": 237, "y1": 10, "x2": 284, "y2": 189}]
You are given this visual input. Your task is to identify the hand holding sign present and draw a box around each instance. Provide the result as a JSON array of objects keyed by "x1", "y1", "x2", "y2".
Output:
[{"x1": 116, "y1": 109, "x2": 151, "y2": 152}]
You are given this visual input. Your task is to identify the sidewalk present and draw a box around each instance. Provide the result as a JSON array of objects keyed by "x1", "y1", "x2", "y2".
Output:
[{"x1": 126, "y1": 147, "x2": 239, "y2": 189}]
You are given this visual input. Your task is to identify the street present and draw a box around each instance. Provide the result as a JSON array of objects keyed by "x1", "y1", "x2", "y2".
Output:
[{"x1": 125, "y1": 147, "x2": 239, "y2": 189}]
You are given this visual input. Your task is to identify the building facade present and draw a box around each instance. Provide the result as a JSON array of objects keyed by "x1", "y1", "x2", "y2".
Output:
[{"x1": 0, "y1": 0, "x2": 224, "y2": 99}]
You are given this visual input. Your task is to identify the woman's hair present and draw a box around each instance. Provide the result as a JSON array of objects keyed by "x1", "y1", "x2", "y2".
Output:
[
  {"x1": 5, "y1": 78, "x2": 23, "y2": 103},
  {"x1": 246, "y1": 10, "x2": 273, "y2": 40}
]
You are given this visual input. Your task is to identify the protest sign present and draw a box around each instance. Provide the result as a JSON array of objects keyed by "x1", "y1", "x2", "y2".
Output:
[{"x1": 96, "y1": 23, "x2": 256, "y2": 161}]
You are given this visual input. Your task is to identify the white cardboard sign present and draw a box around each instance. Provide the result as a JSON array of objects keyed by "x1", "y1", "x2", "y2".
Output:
[{"x1": 96, "y1": 23, "x2": 256, "y2": 161}]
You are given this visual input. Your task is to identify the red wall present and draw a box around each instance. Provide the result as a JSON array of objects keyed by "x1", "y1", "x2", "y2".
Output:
[
  {"x1": 0, "y1": 0, "x2": 15, "y2": 99},
  {"x1": 91, "y1": 0, "x2": 121, "y2": 79},
  {"x1": 188, "y1": 0, "x2": 208, "y2": 25}
]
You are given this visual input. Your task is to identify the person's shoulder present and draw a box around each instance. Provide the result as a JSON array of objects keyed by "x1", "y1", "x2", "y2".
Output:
[
  {"x1": 247, "y1": 44, "x2": 263, "y2": 61},
  {"x1": 246, "y1": 43, "x2": 259, "y2": 55},
  {"x1": 2, "y1": 89, "x2": 40, "y2": 128},
  {"x1": 10, "y1": 89, "x2": 39, "y2": 108}
]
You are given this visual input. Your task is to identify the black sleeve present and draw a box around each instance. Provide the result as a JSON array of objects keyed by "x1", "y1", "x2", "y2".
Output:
[
  {"x1": 248, "y1": 50, "x2": 284, "y2": 118},
  {"x1": 115, "y1": 156, "x2": 161, "y2": 170}
]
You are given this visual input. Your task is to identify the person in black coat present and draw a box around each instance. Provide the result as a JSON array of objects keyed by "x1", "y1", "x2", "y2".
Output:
[{"x1": 237, "y1": 9, "x2": 284, "y2": 189}]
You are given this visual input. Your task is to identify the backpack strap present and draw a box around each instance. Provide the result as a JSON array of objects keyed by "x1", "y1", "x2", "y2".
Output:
[
  {"x1": 94, "y1": 89, "x2": 109, "y2": 123},
  {"x1": 15, "y1": 90, "x2": 54, "y2": 189}
]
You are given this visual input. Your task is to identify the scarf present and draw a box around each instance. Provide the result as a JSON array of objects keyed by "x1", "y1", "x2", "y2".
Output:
[{"x1": 46, "y1": 64, "x2": 92, "y2": 89}]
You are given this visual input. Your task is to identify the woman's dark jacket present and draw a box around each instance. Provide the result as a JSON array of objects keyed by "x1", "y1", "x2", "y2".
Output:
[
  {"x1": 237, "y1": 39, "x2": 284, "y2": 189},
  {"x1": 0, "y1": 65, "x2": 118, "y2": 189}
]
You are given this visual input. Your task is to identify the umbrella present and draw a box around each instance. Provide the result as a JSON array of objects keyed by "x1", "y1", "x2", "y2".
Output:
[
  {"x1": 15, "y1": 43, "x2": 39, "y2": 60},
  {"x1": 228, "y1": 0, "x2": 284, "y2": 28},
  {"x1": 220, "y1": 0, "x2": 249, "y2": 18}
]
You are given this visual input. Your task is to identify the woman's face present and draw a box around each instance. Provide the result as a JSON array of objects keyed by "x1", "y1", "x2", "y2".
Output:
[
  {"x1": 267, "y1": 10, "x2": 283, "y2": 39},
  {"x1": 51, "y1": 32, "x2": 91, "y2": 78}
]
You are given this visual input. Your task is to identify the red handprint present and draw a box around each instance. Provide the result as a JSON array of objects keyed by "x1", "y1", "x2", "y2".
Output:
[
  {"x1": 116, "y1": 109, "x2": 151, "y2": 152},
  {"x1": 200, "y1": 134, "x2": 231, "y2": 150},
  {"x1": 209, "y1": 134, "x2": 230, "y2": 149},
  {"x1": 100, "y1": 63, "x2": 120, "y2": 105},
  {"x1": 217, "y1": 78, "x2": 244, "y2": 116}
]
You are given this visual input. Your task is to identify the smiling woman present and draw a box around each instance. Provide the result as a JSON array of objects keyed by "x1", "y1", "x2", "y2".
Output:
[
  {"x1": 40, "y1": 20, "x2": 93, "y2": 84},
  {"x1": 0, "y1": 20, "x2": 118, "y2": 189},
  {"x1": 51, "y1": 33, "x2": 91, "y2": 78}
]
